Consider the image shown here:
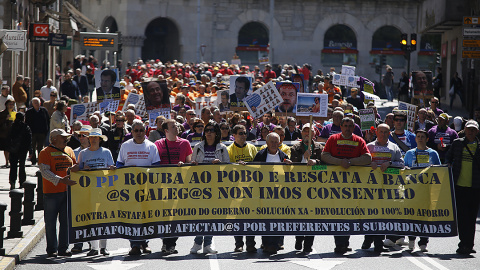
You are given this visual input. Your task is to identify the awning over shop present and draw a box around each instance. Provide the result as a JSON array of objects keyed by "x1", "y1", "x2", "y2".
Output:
[{"x1": 63, "y1": 1, "x2": 99, "y2": 32}]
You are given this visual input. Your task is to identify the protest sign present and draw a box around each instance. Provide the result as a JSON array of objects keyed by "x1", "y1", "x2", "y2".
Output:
[
  {"x1": 195, "y1": 96, "x2": 216, "y2": 116},
  {"x1": 244, "y1": 81, "x2": 282, "y2": 119},
  {"x1": 123, "y1": 92, "x2": 146, "y2": 116},
  {"x1": 217, "y1": 90, "x2": 231, "y2": 112},
  {"x1": 94, "y1": 69, "x2": 121, "y2": 101},
  {"x1": 296, "y1": 93, "x2": 328, "y2": 117},
  {"x1": 142, "y1": 80, "x2": 171, "y2": 111},
  {"x1": 98, "y1": 100, "x2": 119, "y2": 114},
  {"x1": 341, "y1": 65, "x2": 356, "y2": 76},
  {"x1": 359, "y1": 108, "x2": 376, "y2": 131},
  {"x1": 275, "y1": 81, "x2": 300, "y2": 113},
  {"x1": 69, "y1": 164, "x2": 456, "y2": 242},
  {"x1": 148, "y1": 108, "x2": 170, "y2": 128},
  {"x1": 70, "y1": 102, "x2": 97, "y2": 124},
  {"x1": 229, "y1": 75, "x2": 253, "y2": 108},
  {"x1": 398, "y1": 102, "x2": 418, "y2": 131}
]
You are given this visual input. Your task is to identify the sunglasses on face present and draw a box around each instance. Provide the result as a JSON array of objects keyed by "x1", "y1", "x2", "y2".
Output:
[
  {"x1": 133, "y1": 129, "x2": 145, "y2": 133},
  {"x1": 195, "y1": 125, "x2": 204, "y2": 128},
  {"x1": 237, "y1": 132, "x2": 247, "y2": 136},
  {"x1": 116, "y1": 119, "x2": 125, "y2": 122},
  {"x1": 394, "y1": 118, "x2": 406, "y2": 122},
  {"x1": 205, "y1": 128, "x2": 215, "y2": 133},
  {"x1": 221, "y1": 127, "x2": 229, "y2": 130}
]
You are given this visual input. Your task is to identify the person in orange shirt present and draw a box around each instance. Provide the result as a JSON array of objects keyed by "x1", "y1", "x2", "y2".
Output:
[
  {"x1": 324, "y1": 77, "x2": 342, "y2": 103},
  {"x1": 38, "y1": 129, "x2": 77, "y2": 258}
]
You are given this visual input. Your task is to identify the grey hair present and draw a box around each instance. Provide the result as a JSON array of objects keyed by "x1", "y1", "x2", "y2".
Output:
[{"x1": 131, "y1": 119, "x2": 144, "y2": 130}]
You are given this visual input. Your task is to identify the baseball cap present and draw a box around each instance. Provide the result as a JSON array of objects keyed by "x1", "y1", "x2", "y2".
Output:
[
  {"x1": 465, "y1": 120, "x2": 479, "y2": 130},
  {"x1": 438, "y1": 113, "x2": 452, "y2": 120},
  {"x1": 301, "y1": 123, "x2": 311, "y2": 131}
]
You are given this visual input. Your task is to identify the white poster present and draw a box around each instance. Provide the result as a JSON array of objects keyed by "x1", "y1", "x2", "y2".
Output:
[
  {"x1": 70, "y1": 102, "x2": 97, "y2": 124},
  {"x1": 341, "y1": 65, "x2": 356, "y2": 76},
  {"x1": 195, "y1": 96, "x2": 217, "y2": 116},
  {"x1": 98, "y1": 100, "x2": 120, "y2": 114},
  {"x1": 398, "y1": 101, "x2": 418, "y2": 132},
  {"x1": 123, "y1": 92, "x2": 146, "y2": 116},
  {"x1": 244, "y1": 81, "x2": 283, "y2": 119},
  {"x1": 148, "y1": 108, "x2": 171, "y2": 128}
]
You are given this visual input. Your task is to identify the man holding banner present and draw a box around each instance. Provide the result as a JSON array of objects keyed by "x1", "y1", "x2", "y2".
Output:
[
  {"x1": 321, "y1": 117, "x2": 372, "y2": 254},
  {"x1": 363, "y1": 123, "x2": 404, "y2": 253},
  {"x1": 116, "y1": 120, "x2": 160, "y2": 256}
]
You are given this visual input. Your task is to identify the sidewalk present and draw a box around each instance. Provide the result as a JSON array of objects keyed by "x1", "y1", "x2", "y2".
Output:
[{"x1": 0, "y1": 154, "x2": 45, "y2": 270}]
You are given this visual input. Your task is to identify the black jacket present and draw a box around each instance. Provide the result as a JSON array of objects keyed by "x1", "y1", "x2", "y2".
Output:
[
  {"x1": 25, "y1": 106, "x2": 50, "y2": 134},
  {"x1": 253, "y1": 148, "x2": 289, "y2": 162},
  {"x1": 445, "y1": 137, "x2": 480, "y2": 188},
  {"x1": 414, "y1": 120, "x2": 435, "y2": 132},
  {"x1": 7, "y1": 121, "x2": 31, "y2": 153},
  {"x1": 284, "y1": 127, "x2": 302, "y2": 141}
]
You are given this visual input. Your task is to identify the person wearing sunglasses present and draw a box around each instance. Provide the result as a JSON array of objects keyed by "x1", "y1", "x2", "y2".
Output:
[
  {"x1": 154, "y1": 119, "x2": 193, "y2": 255},
  {"x1": 190, "y1": 122, "x2": 229, "y2": 255},
  {"x1": 116, "y1": 120, "x2": 160, "y2": 256},
  {"x1": 73, "y1": 128, "x2": 115, "y2": 256},
  {"x1": 427, "y1": 97, "x2": 444, "y2": 117},
  {"x1": 227, "y1": 124, "x2": 259, "y2": 253},
  {"x1": 106, "y1": 115, "x2": 128, "y2": 162},
  {"x1": 219, "y1": 122, "x2": 231, "y2": 141},
  {"x1": 186, "y1": 119, "x2": 205, "y2": 143},
  {"x1": 388, "y1": 110, "x2": 417, "y2": 157}
]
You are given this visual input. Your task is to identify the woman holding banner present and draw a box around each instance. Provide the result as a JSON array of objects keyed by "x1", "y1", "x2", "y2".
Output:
[
  {"x1": 190, "y1": 122, "x2": 230, "y2": 254},
  {"x1": 73, "y1": 128, "x2": 115, "y2": 256}
]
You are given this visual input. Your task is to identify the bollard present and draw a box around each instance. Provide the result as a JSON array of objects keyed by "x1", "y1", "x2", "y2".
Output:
[
  {"x1": 35, "y1": 170, "x2": 44, "y2": 211},
  {"x1": 0, "y1": 202, "x2": 7, "y2": 255},
  {"x1": 22, "y1": 181, "x2": 36, "y2": 225},
  {"x1": 7, "y1": 189, "x2": 24, "y2": 238}
]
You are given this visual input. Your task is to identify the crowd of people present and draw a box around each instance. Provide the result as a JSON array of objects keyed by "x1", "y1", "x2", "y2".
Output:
[{"x1": 0, "y1": 57, "x2": 479, "y2": 258}]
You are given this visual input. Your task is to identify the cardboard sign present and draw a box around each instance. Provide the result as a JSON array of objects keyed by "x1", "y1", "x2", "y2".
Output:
[
  {"x1": 98, "y1": 100, "x2": 120, "y2": 114},
  {"x1": 148, "y1": 108, "x2": 171, "y2": 128},
  {"x1": 70, "y1": 102, "x2": 97, "y2": 124},
  {"x1": 398, "y1": 102, "x2": 418, "y2": 131},
  {"x1": 123, "y1": 93, "x2": 146, "y2": 116},
  {"x1": 244, "y1": 81, "x2": 283, "y2": 119},
  {"x1": 195, "y1": 96, "x2": 217, "y2": 116},
  {"x1": 359, "y1": 108, "x2": 376, "y2": 131},
  {"x1": 296, "y1": 93, "x2": 328, "y2": 117}
]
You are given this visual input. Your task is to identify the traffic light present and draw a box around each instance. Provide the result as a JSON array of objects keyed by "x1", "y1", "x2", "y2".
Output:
[
  {"x1": 410, "y1": 33, "x2": 417, "y2": 51},
  {"x1": 401, "y1": 33, "x2": 408, "y2": 51},
  {"x1": 379, "y1": 55, "x2": 386, "y2": 66},
  {"x1": 436, "y1": 53, "x2": 440, "y2": 64}
]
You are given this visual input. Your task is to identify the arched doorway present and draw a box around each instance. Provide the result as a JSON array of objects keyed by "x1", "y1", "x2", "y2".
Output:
[
  {"x1": 370, "y1": 25, "x2": 404, "y2": 68},
  {"x1": 142, "y1": 18, "x2": 180, "y2": 62},
  {"x1": 236, "y1": 22, "x2": 269, "y2": 66},
  {"x1": 322, "y1": 24, "x2": 357, "y2": 66},
  {"x1": 103, "y1": 16, "x2": 118, "y2": 33}
]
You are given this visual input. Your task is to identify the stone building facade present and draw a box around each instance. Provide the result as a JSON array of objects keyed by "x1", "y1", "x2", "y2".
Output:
[{"x1": 80, "y1": 0, "x2": 432, "y2": 81}]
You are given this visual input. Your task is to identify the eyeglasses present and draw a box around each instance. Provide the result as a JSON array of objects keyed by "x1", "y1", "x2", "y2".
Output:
[
  {"x1": 431, "y1": 101, "x2": 439, "y2": 104},
  {"x1": 237, "y1": 132, "x2": 247, "y2": 136},
  {"x1": 133, "y1": 129, "x2": 145, "y2": 133},
  {"x1": 50, "y1": 95, "x2": 56, "y2": 97},
  {"x1": 221, "y1": 127, "x2": 230, "y2": 130},
  {"x1": 205, "y1": 128, "x2": 215, "y2": 133},
  {"x1": 116, "y1": 119, "x2": 125, "y2": 122},
  {"x1": 195, "y1": 125, "x2": 204, "y2": 128},
  {"x1": 394, "y1": 118, "x2": 406, "y2": 122},
  {"x1": 188, "y1": 113, "x2": 196, "y2": 116}
]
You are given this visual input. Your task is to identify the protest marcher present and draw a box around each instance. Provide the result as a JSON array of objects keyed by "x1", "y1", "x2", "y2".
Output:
[
  {"x1": 183, "y1": 109, "x2": 196, "y2": 130},
  {"x1": 389, "y1": 110, "x2": 416, "y2": 156},
  {"x1": 155, "y1": 119, "x2": 193, "y2": 254},
  {"x1": 318, "y1": 111, "x2": 362, "y2": 143},
  {"x1": 25, "y1": 97, "x2": 50, "y2": 165},
  {"x1": 0, "y1": 85, "x2": 14, "y2": 112},
  {"x1": 321, "y1": 117, "x2": 371, "y2": 254},
  {"x1": 12, "y1": 75, "x2": 27, "y2": 108},
  {"x1": 38, "y1": 129, "x2": 77, "y2": 257},
  {"x1": 260, "y1": 125, "x2": 291, "y2": 157},
  {"x1": 0, "y1": 98, "x2": 15, "y2": 167},
  {"x1": 43, "y1": 90, "x2": 58, "y2": 117},
  {"x1": 404, "y1": 129, "x2": 441, "y2": 252},
  {"x1": 148, "y1": 116, "x2": 166, "y2": 142},
  {"x1": 227, "y1": 124, "x2": 258, "y2": 253},
  {"x1": 172, "y1": 94, "x2": 191, "y2": 112},
  {"x1": 289, "y1": 123, "x2": 324, "y2": 253},
  {"x1": 284, "y1": 117, "x2": 302, "y2": 141},
  {"x1": 67, "y1": 121, "x2": 83, "y2": 150},
  {"x1": 449, "y1": 72, "x2": 464, "y2": 110},
  {"x1": 73, "y1": 125, "x2": 92, "y2": 159},
  {"x1": 106, "y1": 114, "x2": 128, "y2": 162},
  {"x1": 73, "y1": 128, "x2": 114, "y2": 256},
  {"x1": 254, "y1": 133, "x2": 292, "y2": 254},
  {"x1": 346, "y1": 88, "x2": 364, "y2": 110},
  {"x1": 190, "y1": 122, "x2": 229, "y2": 254},
  {"x1": 428, "y1": 97, "x2": 444, "y2": 117},
  {"x1": 445, "y1": 120, "x2": 480, "y2": 255},
  {"x1": 201, "y1": 107, "x2": 212, "y2": 124},
  {"x1": 116, "y1": 120, "x2": 160, "y2": 256},
  {"x1": 433, "y1": 67, "x2": 443, "y2": 101},
  {"x1": 363, "y1": 123, "x2": 404, "y2": 253},
  {"x1": 427, "y1": 113, "x2": 458, "y2": 163},
  {"x1": 73, "y1": 68, "x2": 89, "y2": 98},
  {"x1": 7, "y1": 112, "x2": 31, "y2": 190},
  {"x1": 50, "y1": 101, "x2": 70, "y2": 133},
  {"x1": 383, "y1": 65, "x2": 394, "y2": 102},
  {"x1": 398, "y1": 71, "x2": 410, "y2": 102},
  {"x1": 186, "y1": 119, "x2": 205, "y2": 142},
  {"x1": 40, "y1": 79, "x2": 58, "y2": 101},
  {"x1": 414, "y1": 108, "x2": 435, "y2": 131},
  {"x1": 60, "y1": 72, "x2": 80, "y2": 101},
  {"x1": 219, "y1": 122, "x2": 231, "y2": 141}
]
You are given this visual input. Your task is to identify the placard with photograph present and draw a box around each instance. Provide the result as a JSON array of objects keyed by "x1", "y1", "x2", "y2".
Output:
[
  {"x1": 94, "y1": 69, "x2": 121, "y2": 101},
  {"x1": 244, "y1": 81, "x2": 283, "y2": 119},
  {"x1": 148, "y1": 108, "x2": 171, "y2": 128},
  {"x1": 142, "y1": 80, "x2": 171, "y2": 111},
  {"x1": 275, "y1": 81, "x2": 300, "y2": 113},
  {"x1": 98, "y1": 100, "x2": 120, "y2": 114},
  {"x1": 398, "y1": 101, "x2": 418, "y2": 131},
  {"x1": 229, "y1": 75, "x2": 253, "y2": 108},
  {"x1": 217, "y1": 90, "x2": 231, "y2": 112},
  {"x1": 359, "y1": 108, "x2": 376, "y2": 131},
  {"x1": 70, "y1": 102, "x2": 97, "y2": 124},
  {"x1": 123, "y1": 92, "x2": 146, "y2": 116},
  {"x1": 295, "y1": 93, "x2": 328, "y2": 117}
]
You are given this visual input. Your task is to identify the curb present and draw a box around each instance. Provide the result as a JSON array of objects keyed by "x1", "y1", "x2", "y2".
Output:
[{"x1": 0, "y1": 217, "x2": 45, "y2": 270}]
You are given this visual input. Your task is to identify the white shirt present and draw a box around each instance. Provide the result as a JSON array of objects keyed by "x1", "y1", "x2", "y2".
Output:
[
  {"x1": 40, "y1": 85, "x2": 58, "y2": 100},
  {"x1": 266, "y1": 151, "x2": 281, "y2": 162},
  {"x1": 117, "y1": 138, "x2": 160, "y2": 166}
]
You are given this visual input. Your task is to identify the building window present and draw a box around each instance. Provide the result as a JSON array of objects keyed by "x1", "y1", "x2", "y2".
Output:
[
  {"x1": 417, "y1": 34, "x2": 441, "y2": 70},
  {"x1": 322, "y1": 24, "x2": 357, "y2": 66}
]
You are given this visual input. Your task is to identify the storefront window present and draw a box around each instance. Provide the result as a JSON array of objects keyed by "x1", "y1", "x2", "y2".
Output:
[{"x1": 322, "y1": 25, "x2": 357, "y2": 66}]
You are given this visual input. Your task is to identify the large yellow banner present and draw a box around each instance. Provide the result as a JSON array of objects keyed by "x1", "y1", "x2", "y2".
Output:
[{"x1": 68, "y1": 164, "x2": 456, "y2": 242}]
